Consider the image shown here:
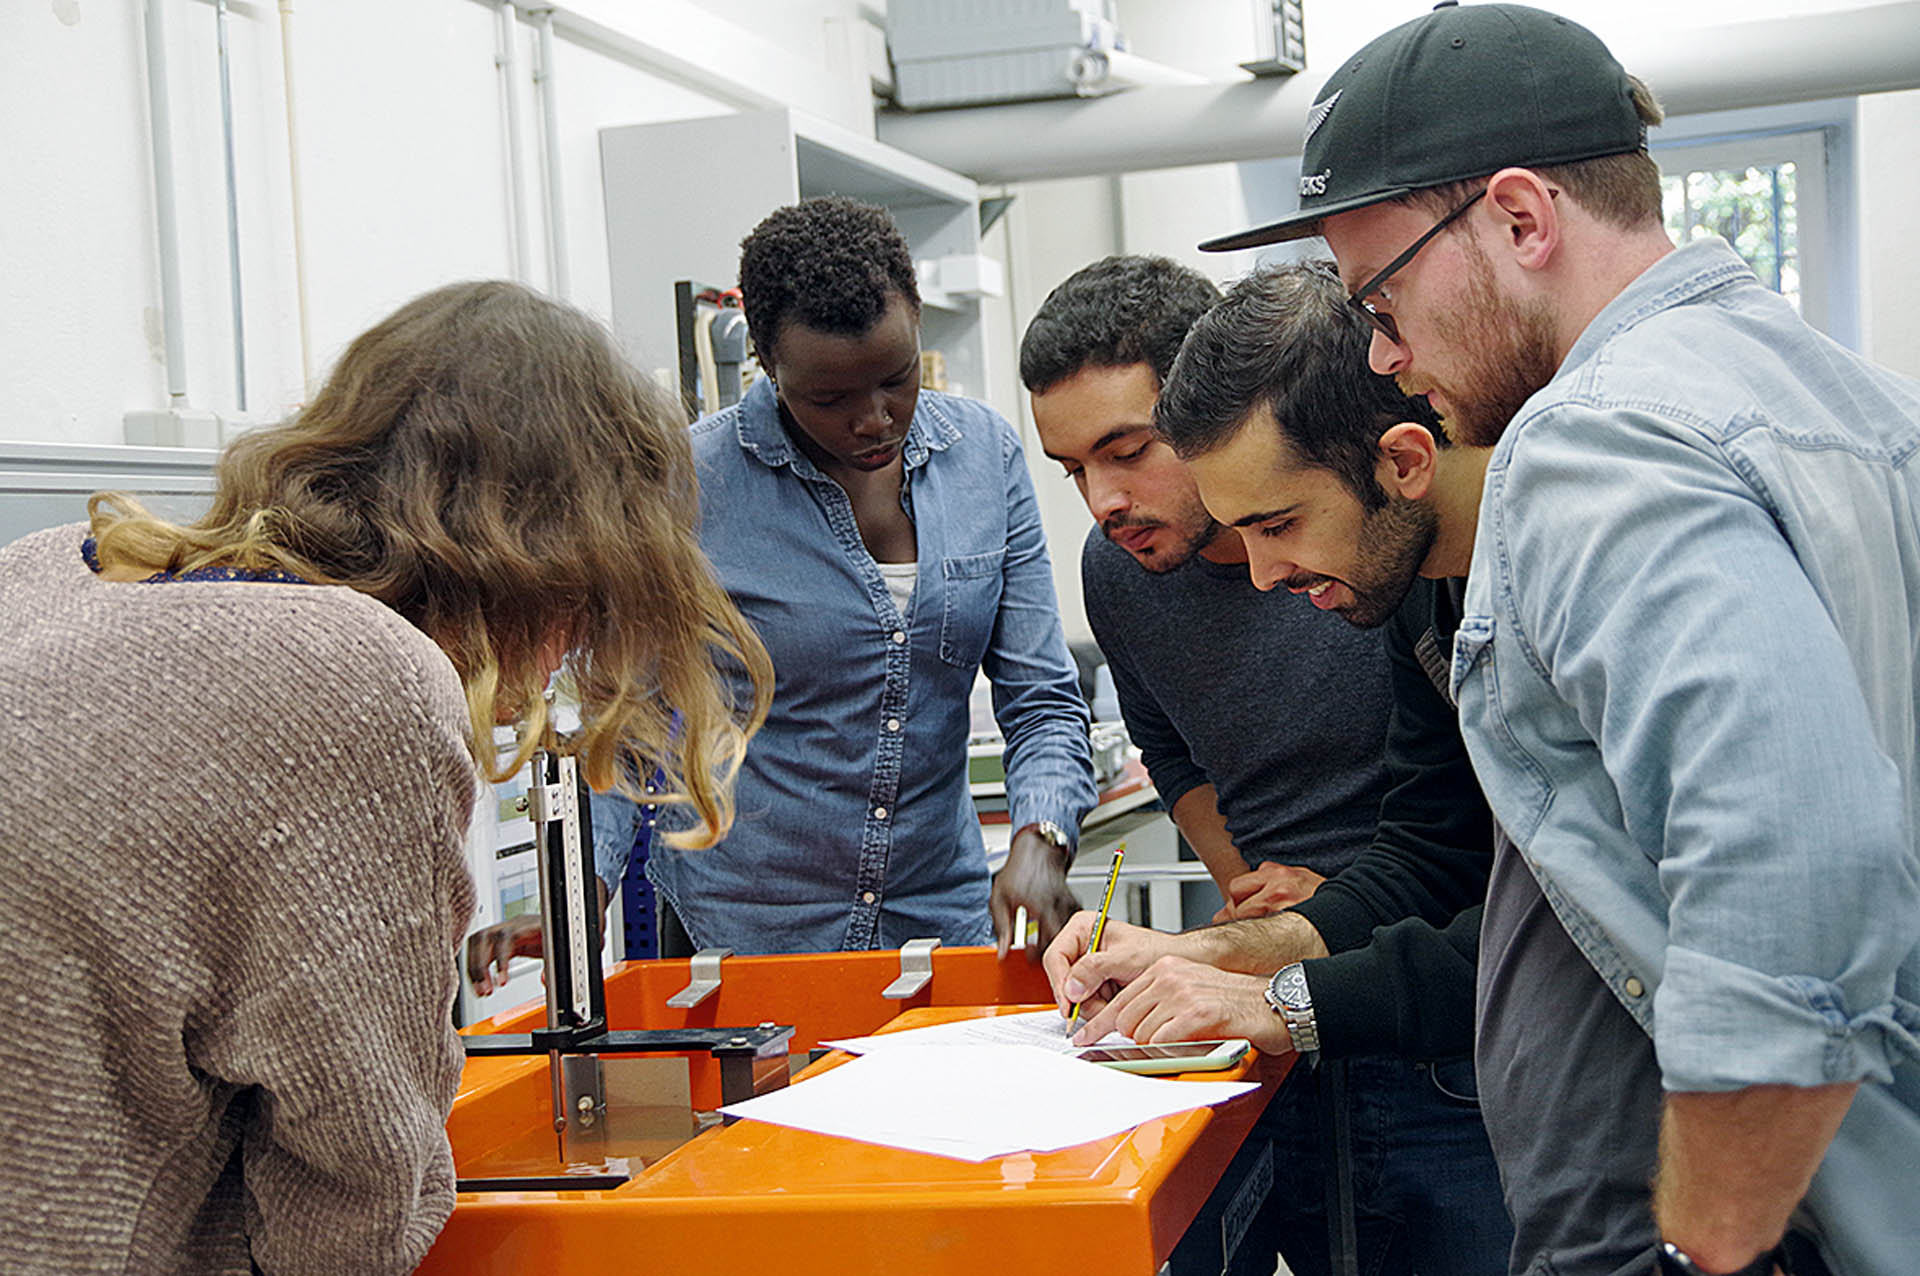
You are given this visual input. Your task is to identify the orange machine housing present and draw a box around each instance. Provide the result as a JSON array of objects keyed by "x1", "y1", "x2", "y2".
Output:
[{"x1": 425, "y1": 945, "x2": 1287, "y2": 1275}]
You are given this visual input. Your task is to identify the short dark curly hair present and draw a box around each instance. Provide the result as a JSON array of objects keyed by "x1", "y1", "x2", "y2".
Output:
[
  {"x1": 737, "y1": 196, "x2": 920, "y2": 368},
  {"x1": 1156, "y1": 260, "x2": 1444, "y2": 512},
  {"x1": 1019, "y1": 255, "x2": 1222, "y2": 394}
]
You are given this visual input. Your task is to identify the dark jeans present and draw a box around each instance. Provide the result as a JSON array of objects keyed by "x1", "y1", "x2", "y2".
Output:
[{"x1": 1172, "y1": 1053, "x2": 1512, "y2": 1276}]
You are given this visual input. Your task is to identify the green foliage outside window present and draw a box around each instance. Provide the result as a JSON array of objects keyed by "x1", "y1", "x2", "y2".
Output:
[{"x1": 1662, "y1": 163, "x2": 1800, "y2": 310}]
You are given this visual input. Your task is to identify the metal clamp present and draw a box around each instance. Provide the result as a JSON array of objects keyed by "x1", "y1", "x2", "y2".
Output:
[
  {"x1": 881, "y1": 937, "x2": 941, "y2": 999},
  {"x1": 665, "y1": 946, "x2": 734, "y2": 1008},
  {"x1": 523, "y1": 780, "x2": 565, "y2": 825}
]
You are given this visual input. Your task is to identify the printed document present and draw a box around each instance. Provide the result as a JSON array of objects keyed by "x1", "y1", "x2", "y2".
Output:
[{"x1": 718, "y1": 1042, "x2": 1258, "y2": 1161}]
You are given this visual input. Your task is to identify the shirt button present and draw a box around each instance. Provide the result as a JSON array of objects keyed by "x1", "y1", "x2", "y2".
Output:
[
  {"x1": 862, "y1": 891, "x2": 877, "y2": 905},
  {"x1": 885, "y1": 718, "x2": 901, "y2": 732},
  {"x1": 1624, "y1": 977, "x2": 1646, "y2": 998},
  {"x1": 891, "y1": 630, "x2": 907, "y2": 644},
  {"x1": 872, "y1": 806, "x2": 888, "y2": 820}
]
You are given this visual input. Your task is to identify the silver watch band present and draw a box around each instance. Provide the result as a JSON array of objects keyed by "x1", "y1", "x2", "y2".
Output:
[{"x1": 1264, "y1": 961, "x2": 1320, "y2": 1053}]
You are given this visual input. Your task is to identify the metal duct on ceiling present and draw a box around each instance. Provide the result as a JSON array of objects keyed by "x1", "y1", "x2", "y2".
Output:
[{"x1": 875, "y1": 2, "x2": 1920, "y2": 183}]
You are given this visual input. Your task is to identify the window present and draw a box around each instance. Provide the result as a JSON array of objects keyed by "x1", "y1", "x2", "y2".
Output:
[
  {"x1": 1663, "y1": 160, "x2": 1801, "y2": 308},
  {"x1": 1653, "y1": 125, "x2": 1840, "y2": 338}
]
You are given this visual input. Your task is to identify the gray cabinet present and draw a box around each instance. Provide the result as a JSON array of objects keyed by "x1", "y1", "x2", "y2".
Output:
[{"x1": 600, "y1": 108, "x2": 994, "y2": 404}]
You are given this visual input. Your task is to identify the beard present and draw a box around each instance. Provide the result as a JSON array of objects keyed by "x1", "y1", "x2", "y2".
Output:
[
  {"x1": 1103, "y1": 502, "x2": 1222, "y2": 574},
  {"x1": 1288, "y1": 491, "x2": 1438, "y2": 629},
  {"x1": 1415, "y1": 239, "x2": 1563, "y2": 448}
]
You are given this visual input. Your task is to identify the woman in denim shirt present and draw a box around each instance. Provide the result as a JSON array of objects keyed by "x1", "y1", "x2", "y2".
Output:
[{"x1": 645, "y1": 197, "x2": 1097, "y2": 956}]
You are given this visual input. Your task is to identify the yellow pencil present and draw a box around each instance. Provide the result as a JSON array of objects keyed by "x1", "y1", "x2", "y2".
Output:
[{"x1": 1067, "y1": 843, "x2": 1127, "y2": 1036}]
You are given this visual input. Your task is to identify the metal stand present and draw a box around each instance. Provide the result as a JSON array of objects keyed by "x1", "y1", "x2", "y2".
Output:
[{"x1": 458, "y1": 735, "x2": 793, "y2": 1193}]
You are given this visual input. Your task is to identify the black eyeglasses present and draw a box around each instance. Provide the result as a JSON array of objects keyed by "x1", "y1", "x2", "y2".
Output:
[{"x1": 1348, "y1": 188, "x2": 1486, "y2": 345}]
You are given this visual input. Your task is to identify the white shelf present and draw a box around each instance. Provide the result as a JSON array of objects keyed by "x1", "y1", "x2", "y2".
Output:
[{"x1": 600, "y1": 108, "x2": 991, "y2": 401}]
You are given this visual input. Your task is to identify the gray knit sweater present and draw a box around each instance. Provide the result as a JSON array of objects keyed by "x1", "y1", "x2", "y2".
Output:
[{"x1": 0, "y1": 525, "x2": 477, "y2": 1274}]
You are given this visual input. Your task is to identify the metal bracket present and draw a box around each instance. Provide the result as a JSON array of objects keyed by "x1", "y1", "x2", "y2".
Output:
[
  {"x1": 665, "y1": 946, "x2": 734, "y2": 1008},
  {"x1": 457, "y1": 1156, "x2": 631, "y2": 1194},
  {"x1": 462, "y1": 1024, "x2": 795, "y2": 1109},
  {"x1": 524, "y1": 780, "x2": 565, "y2": 824},
  {"x1": 881, "y1": 937, "x2": 941, "y2": 999}
]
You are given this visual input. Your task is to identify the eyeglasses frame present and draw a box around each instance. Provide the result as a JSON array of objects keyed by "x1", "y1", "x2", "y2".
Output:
[{"x1": 1347, "y1": 188, "x2": 1488, "y2": 345}]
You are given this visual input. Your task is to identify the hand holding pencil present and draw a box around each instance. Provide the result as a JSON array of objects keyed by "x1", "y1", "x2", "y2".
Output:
[
  {"x1": 1066, "y1": 844, "x2": 1126, "y2": 1036},
  {"x1": 1041, "y1": 851, "x2": 1199, "y2": 1043}
]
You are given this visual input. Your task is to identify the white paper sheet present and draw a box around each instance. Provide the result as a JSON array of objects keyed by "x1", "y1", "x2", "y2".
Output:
[
  {"x1": 822, "y1": 1008, "x2": 1130, "y2": 1056},
  {"x1": 718, "y1": 1043, "x2": 1258, "y2": 1162}
]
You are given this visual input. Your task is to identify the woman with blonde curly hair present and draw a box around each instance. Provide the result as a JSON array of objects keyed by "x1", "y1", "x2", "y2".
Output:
[{"x1": 0, "y1": 279, "x2": 768, "y2": 1275}]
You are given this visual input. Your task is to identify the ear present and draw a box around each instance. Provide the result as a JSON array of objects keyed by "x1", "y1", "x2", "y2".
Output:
[
  {"x1": 1376, "y1": 423, "x2": 1440, "y2": 500},
  {"x1": 1483, "y1": 167, "x2": 1560, "y2": 273}
]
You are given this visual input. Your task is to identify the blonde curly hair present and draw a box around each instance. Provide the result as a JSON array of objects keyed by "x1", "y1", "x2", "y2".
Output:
[{"x1": 91, "y1": 280, "x2": 770, "y2": 847}]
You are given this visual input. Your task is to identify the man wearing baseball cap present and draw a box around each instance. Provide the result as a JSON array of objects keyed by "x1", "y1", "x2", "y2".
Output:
[{"x1": 1200, "y1": 5, "x2": 1920, "y2": 1276}]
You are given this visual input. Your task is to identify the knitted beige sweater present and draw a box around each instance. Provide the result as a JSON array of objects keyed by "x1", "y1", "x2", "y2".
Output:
[{"x1": 0, "y1": 525, "x2": 477, "y2": 1274}]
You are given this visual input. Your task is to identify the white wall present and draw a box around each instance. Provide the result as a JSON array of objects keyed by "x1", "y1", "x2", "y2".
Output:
[
  {"x1": 1859, "y1": 88, "x2": 1920, "y2": 380},
  {"x1": 1, "y1": 0, "x2": 855, "y2": 446},
  {"x1": 7, "y1": 0, "x2": 1918, "y2": 643}
]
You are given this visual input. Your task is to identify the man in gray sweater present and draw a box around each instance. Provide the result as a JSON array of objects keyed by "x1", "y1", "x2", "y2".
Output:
[{"x1": 1021, "y1": 255, "x2": 1508, "y2": 1276}]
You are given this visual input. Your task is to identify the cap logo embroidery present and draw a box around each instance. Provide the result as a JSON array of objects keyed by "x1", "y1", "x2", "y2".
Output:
[
  {"x1": 1303, "y1": 89, "x2": 1340, "y2": 145},
  {"x1": 1300, "y1": 171, "x2": 1329, "y2": 197}
]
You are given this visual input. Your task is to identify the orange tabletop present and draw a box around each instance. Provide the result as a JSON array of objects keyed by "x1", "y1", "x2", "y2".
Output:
[{"x1": 423, "y1": 945, "x2": 1289, "y2": 1276}]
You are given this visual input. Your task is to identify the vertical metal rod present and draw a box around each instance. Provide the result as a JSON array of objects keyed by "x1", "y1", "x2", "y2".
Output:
[
  {"x1": 529, "y1": 746, "x2": 570, "y2": 1147},
  {"x1": 556, "y1": 755, "x2": 594, "y2": 1022},
  {"x1": 495, "y1": 1, "x2": 533, "y2": 283},
  {"x1": 531, "y1": 750, "x2": 566, "y2": 1035},
  {"x1": 141, "y1": 0, "x2": 190, "y2": 407},
  {"x1": 216, "y1": 0, "x2": 248, "y2": 412},
  {"x1": 530, "y1": 8, "x2": 569, "y2": 297}
]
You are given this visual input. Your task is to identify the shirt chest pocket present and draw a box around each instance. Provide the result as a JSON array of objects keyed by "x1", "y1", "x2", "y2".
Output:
[
  {"x1": 1452, "y1": 614, "x2": 1554, "y2": 846},
  {"x1": 939, "y1": 549, "x2": 1005, "y2": 669}
]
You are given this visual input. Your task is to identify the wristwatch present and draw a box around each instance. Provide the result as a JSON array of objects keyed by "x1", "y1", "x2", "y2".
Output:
[
  {"x1": 1263, "y1": 961, "x2": 1320, "y2": 1054},
  {"x1": 1027, "y1": 820, "x2": 1074, "y2": 861},
  {"x1": 1656, "y1": 1240, "x2": 1789, "y2": 1276}
]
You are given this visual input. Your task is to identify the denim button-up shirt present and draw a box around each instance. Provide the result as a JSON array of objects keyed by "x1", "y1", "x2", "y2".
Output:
[
  {"x1": 644, "y1": 377, "x2": 1095, "y2": 954},
  {"x1": 1455, "y1": 237, "x2": 1920, "y2": 1275}
]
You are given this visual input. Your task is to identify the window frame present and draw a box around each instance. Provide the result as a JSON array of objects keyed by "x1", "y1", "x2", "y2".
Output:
[{"x1": 1650, "y1": 98, "x2": 1859, "y2": 348}]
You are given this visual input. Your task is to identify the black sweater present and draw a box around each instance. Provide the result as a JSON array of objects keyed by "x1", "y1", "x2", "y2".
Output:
[{"x1": 1292, "y1": 577, "x2": 1495, "y2": 1060}]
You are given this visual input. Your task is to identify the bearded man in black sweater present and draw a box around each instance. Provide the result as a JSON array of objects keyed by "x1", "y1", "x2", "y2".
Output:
[{"x1": 1024, "y1": 255, "x2": 1508, "y2": 1276}]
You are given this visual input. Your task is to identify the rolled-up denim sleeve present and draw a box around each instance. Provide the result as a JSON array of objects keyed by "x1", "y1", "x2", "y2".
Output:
[
  {"x1": 1494, "y1": 406, "x2": 1920, "y2": 1092},
  {"x1": 986, "y1": 426, "x2": 1098, "y2": 843}
]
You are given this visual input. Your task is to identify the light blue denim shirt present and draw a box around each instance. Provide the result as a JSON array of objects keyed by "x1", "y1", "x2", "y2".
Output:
[
  {"x1": 1454, "y1": 237, "x2": 1920, "y2": 1275},
  {"x1": 641, "y1": 377, "x2": 1095, "y2": 954}
]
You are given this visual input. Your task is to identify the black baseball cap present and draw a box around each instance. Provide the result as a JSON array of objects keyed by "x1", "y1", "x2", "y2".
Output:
[{"x1": 1200, "y1": 2, "x2": 1645, "y2": 252}]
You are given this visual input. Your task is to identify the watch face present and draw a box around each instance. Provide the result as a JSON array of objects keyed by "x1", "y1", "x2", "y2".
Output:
[{"x1": 1269, "y1": 964, "x2": 1310, "y2": 1008}]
